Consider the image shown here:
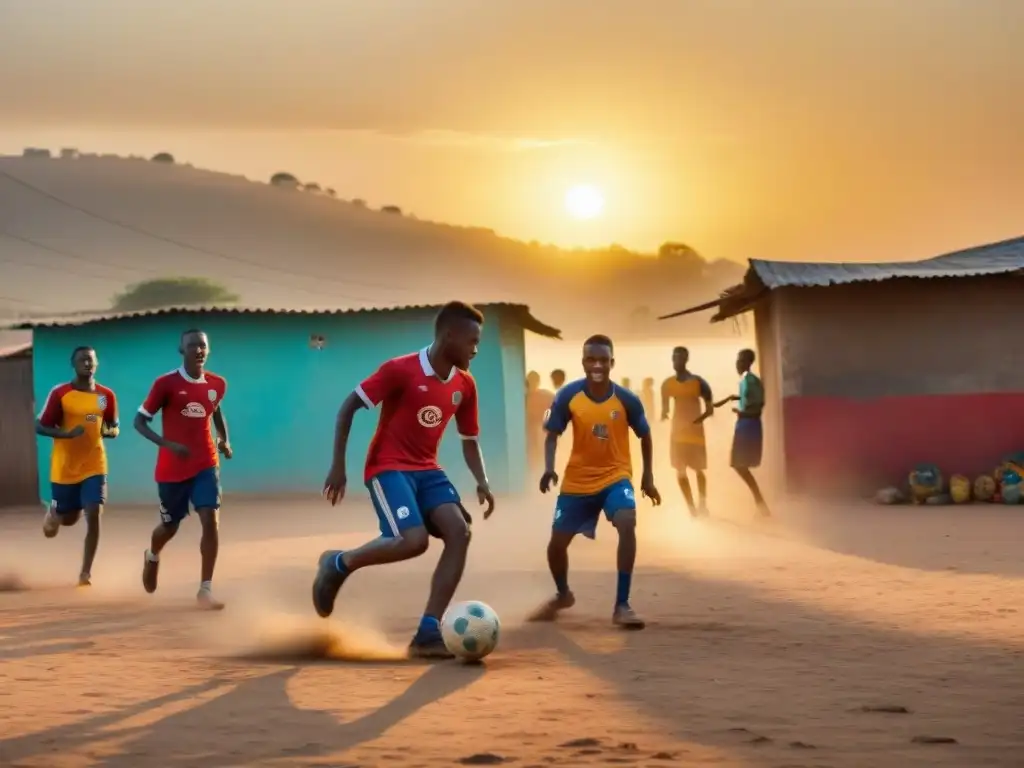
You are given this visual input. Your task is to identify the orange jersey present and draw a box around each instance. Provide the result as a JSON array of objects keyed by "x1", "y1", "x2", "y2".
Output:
[
  {"x1": 38, "y1": 383, "x2": 118, "y2": 484},
  {"x1": 661, "y1": 375, "x2": 712, "y2": 445},
  {"x1": 543, "y1": 379, "x2": 651, "y2": 495}
]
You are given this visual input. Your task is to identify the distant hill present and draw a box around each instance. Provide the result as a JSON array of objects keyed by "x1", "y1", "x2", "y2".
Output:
[{"x1": 0, "y1": 150, "x2": 744, "y2": 340}]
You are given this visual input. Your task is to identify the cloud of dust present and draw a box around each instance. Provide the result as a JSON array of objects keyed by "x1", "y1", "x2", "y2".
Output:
[{"x1": 210, "y1": 600, "x2": 409, "y2": 663}]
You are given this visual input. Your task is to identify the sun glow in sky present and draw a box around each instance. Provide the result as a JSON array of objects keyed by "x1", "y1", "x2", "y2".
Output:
[{"x1": 564, "y1": 184, "x2": 605, "y2": 220}]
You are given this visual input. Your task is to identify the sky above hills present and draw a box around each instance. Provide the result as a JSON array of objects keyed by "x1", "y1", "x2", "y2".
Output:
[{"x1": 1, "y1": 0, "x2": 1022, "y2": 261}]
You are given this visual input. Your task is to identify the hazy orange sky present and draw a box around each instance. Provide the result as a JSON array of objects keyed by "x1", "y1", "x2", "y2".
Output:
[{"x1": 1, "y1": 0, "x2": 1022, "y2": 261}]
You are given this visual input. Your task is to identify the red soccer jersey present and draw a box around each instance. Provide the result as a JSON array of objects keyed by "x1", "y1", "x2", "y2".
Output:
[
  {"x1": 355, "y1": 347, "x2": 480, "y2": 482},
  {"x1": 139, "y1": 367, "x2": 228, "y2": 483}
]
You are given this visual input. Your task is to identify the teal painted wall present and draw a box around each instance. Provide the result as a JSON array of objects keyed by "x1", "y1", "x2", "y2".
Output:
[{"x1": 32, "y1": 308, "x2": 529, "y2": 505}]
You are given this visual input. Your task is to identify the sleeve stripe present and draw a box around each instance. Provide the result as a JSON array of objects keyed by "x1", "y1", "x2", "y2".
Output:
[
  {"x1": 354, "y1": 385, "x2": 375, "y2": 409},
  {"x1": 459, "y1": 434, "x2": 479, "y2": 441},
  {"x1": 138, "y1": 407, "x2": 153, "y2": 418}
]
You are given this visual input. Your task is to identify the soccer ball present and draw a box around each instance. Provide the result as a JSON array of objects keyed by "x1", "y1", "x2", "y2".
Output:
[{"x1": 441, "y1": 600, "x2": 500, "y2": 661}]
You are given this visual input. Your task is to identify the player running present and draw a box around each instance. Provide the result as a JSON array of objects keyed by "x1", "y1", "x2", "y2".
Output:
[
  {"x1": 714, "y1": 348, "x2": 770, "y2": 517},
  {"x1": 134, "y1": 329, "x2": 232, "y2": 610},
  {"x1": 662, "y1": 346, "x2": 714, "y2": 517},
  {"x1": 530, "y1": 334, "x2": 661, "y2": 629},
  {"x1": 36, "y1": 346, "x2": 119, "y2": 586},
  {"x1": 317, "y1": 301, "x2": 496, "y2": 659}
]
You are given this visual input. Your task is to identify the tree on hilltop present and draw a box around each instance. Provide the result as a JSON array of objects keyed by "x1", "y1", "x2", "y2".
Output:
[
  {"x1": 271, "y1": 172, "x2": 300, "y2": 187},
  {"x1": 151, "y1": 152, "x2": 175, "y2": 163},
  {"x1": 381, "y1": 204, "x2": 402, "y2": 215},
  {"x1": 112, "y1": 277, "x2": 240, "y2": 312}
]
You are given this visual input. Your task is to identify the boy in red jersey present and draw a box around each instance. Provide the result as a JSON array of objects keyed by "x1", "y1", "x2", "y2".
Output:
[
  {"x1": 36, "y1": 346, "x2": 119, "y2": 586},
  {"x1": 318, "y1": 301, "x2": 496, "y2": 658},
  {"x1": 133, "y1": 329, "x2": 232, "y2": 610}
]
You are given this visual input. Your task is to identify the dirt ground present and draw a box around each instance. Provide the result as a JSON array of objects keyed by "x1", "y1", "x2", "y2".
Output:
[{"x1": 1, "y1": 492, "x2": 1023, "y2": 768}]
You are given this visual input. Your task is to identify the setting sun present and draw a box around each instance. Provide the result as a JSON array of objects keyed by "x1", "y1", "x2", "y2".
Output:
[{"x1": 564, "y1": 184, "x2": 605, "y2": 220}]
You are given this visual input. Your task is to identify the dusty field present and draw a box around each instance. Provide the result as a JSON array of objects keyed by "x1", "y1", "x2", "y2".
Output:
[{"x1": 1, "y1": 493, "x2": 1023, "y2": 768}]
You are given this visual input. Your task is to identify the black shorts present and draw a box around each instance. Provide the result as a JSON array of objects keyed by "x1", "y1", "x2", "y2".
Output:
[{"x1": 671, "y1": 442, "x2": 707, "y2": 471}]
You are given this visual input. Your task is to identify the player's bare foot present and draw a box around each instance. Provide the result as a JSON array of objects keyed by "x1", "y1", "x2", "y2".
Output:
[
  {"x1": 312, "y1": 550, "x2": 349, "y2": 618},
  {"x1": 697, "y1": 503, "x2": 710, "y2": 518},
  {"x1": 77, "y1": 573, "x2": 91, "y2": 587},
  {"x1": 42, "y1": 508, "x2": 60, "y2": 538},
  {"x1": 528, "y1": 591, "x2": 576, "y2": 622},
  {"x1": 197, "y1": 588, "x2": 225, "y2": 611},
  {"x1": 613, "y1": 603, "x2": 646, "y2": 630},
  {"x1": 408, "y1": 635, "x2": 455, "y2": 660},
  {"x1": 756, "y1": 503, "x2": 771, "y2": 518},
  {"x1": 142, "y1": 550, "x2": 160, "y2": 594}
]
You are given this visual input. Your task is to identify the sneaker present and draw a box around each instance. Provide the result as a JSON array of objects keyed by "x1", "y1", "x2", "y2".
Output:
[
  {"x1": 613, "y1": 603, "x2": 646, "y2": 630},
  {"x1": 42, "y1": 508, "x2": 60, "y2": 538},
  {"x1": 312, "y1": 550, "x2": 349, "y2": 618},
  {"x1": 197, "y1": 589, "x2": 225, "y2": 611},
  {"x1": 408, "y1": 630, "x2": 455, "y2": 660},
  {"x1": 527, "y1": 591, "x2": 576, "y2": 622},
  {"x1": 77, "y1": 573, "x2": 91, "y2": 587},
  {"x1": 142, "y1": 550, "x2": 160, "y2": 594}
]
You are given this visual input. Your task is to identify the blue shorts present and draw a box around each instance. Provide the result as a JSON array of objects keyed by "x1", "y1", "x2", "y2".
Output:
[
  {"x1": 158, "y1": 467, "x2": 221, "y2": 525},
  {"x1": 50, "y1": 474, "x2": 107, "y2": 516},
  {"x1": 731, "y1": 418, "x2": 763, "y2": 469},
  {"x1": 366, "y1": 469, "x2": 466, "y2": 539},
  {"x1": 553, "y1": 478, "x2": 636, "y2": 539}
]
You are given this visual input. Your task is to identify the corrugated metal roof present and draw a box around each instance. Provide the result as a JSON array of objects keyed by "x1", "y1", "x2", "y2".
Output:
[
  {"x1": 8, "y1": 302, "x2": 561, "y2": 338},
  {"x1": 0, "y1": 342, "x2": 31, "y2": 359},
  {"x1": 750, "y1": 235, "x2": 1024, "y2": 289}
]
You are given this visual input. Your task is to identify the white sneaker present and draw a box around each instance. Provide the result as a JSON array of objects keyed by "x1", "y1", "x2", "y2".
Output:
[{"x1": 42, "y1": 507, "x2": 60, "y2": 538}]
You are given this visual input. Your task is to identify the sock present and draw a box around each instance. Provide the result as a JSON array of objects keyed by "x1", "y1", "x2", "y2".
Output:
[
  {"x1": 417, "y1": 614, "x2": 440, "y2": 637},
  {"x1": 199, "y1": 580, "x2": 212, "y2": 592},
  {"x1": 615, "y1": 571, "x2": 632, "y2": 607},
  {"x1": 554, "y1": 573, "x2": 570, "y2": 596},
  {"x1": 146, "y1": 549, "x2": 159, "y2": 562},
  {"x1": 333, "y1": 552, "x2": 349, "y2": 575}
]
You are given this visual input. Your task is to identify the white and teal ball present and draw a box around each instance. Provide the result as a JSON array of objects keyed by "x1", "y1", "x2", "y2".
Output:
[{"x1": 441, "y1": 600, "x2": 500, "y2": 661}]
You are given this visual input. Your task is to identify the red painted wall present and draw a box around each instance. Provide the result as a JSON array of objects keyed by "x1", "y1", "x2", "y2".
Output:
[{"x1": 783, "y1": 393, "x2": 1024, "y2": 493}]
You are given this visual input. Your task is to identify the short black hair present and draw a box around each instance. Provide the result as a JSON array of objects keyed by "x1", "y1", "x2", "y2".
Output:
[
  {"x1": 434, "y1": 301, "x2": 484, "y2": 334},
  {"x1": 70, "y1": 345, "x2": 94, "y2": 363},
  {"x1": 181, "y1": 328, "x2": 205, "y2": 340},
  {"x1": 583, "y1": 334, "x2": 613, "y2": 352},
  {"x1": 739, "y1": 348, "x2": 756, "y2": 363},
  {"x1": 672, "y1": 346, "x2": 688, "y2": 355},
  {"x1": 551, "y1": 368, "x2": 566, "y2": 380}
]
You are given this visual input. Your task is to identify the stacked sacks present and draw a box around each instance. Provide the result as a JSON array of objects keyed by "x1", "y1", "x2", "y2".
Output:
[
  {"x1": 908, "y1": 463, "x2": 943, "y2": 505},
  {"x1": 949, "y1": 474, "x2": 972, "y2": 504},
  {"x1": 974, "y1": 474, "x2": 997, "y2": 502},
  {"x1": 998, "y1": 461, "x2": 1023, "y2": 505}
]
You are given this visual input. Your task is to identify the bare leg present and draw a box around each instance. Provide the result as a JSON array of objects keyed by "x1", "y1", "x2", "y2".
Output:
[
  {"x1": 196, "y1": 508, "x2": 219, "y2": 583},
  {"x1": 611, "y1": 508, "x2": 644, "y2": 628},
  {"x1": 340, "y1": 531, "x2": 429, "y2": 571},
  {"x1": 734, "y1": 467, "x2": 770, "y2": 516},
  {"x1": 312, "y1": 528, "x2": 429, "y2": 619},
  {"x1": 677, "y1": 473, "x2": 697, "y2": 516},
  {"x1": 528, "y1": 531, "x2": 577, "y2": 621},
  {"x1": 142, "y1": 521, "x2": 179, "y2": 594},
  {"x1": 79, "y1": 506, "x2": 101, "y2": 585},
  {"x1": 695, "y1": 470, "x2": 708, "y2": 509},
  {"x1": 421, "y1": 504, "x2": 472, "y2": 620}
]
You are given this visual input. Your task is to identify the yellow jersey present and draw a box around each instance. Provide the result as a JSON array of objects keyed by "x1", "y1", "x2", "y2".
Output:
[
  {"x1": 661, "y1": 375, "x2": 712, "y2": 445},
  {"x1": 544, "y1": 379, "x2": 650, "y2": 495},
  {"x1": 38, "y1": 383, "x2": 118, "y2": 484}
]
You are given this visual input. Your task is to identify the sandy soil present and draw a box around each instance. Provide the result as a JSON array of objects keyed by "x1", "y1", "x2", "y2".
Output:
[{"x1": 1, "y1": 491, "x2": 1022, "y2": 768}]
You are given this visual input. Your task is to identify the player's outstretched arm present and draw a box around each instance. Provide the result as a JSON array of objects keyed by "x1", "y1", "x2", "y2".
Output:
[
  {"x1": 461, "y1": 439, "x2": 495, "y2": 518},
  {"x1": 212, "y1": 407, "x2": 232, "y2": 458},
  {"x1": 323, "y1": 392, "x2": 365, "y2": 505}
]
